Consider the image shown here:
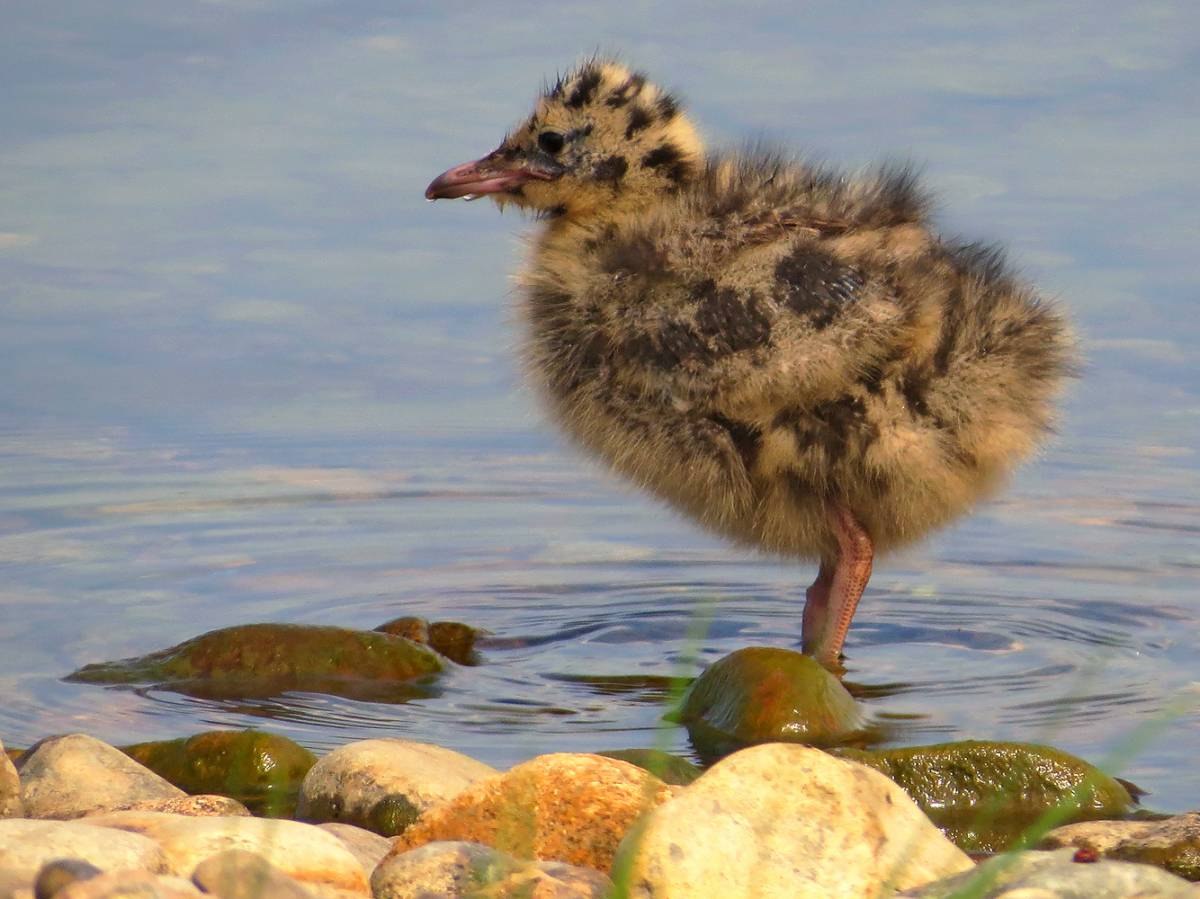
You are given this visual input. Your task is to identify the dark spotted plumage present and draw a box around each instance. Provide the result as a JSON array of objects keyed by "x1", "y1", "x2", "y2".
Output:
[{"x1": 425, "y1": 58, "x2": 1075, "y2": 664}]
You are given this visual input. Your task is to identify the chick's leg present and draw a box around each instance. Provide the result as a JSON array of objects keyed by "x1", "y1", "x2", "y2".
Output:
[{"x1": 801, "y1": 504, "x2": 874, "y2": 664}]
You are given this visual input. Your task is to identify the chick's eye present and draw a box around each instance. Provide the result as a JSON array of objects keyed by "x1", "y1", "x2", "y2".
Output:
[{"x1": 537, "y1": 131, "x2": 565, "y2": 154}]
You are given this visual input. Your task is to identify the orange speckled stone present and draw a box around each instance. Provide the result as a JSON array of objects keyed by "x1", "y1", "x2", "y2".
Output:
[{"x1": 387, "y1": 752, "x2": 676, "y2": 872}]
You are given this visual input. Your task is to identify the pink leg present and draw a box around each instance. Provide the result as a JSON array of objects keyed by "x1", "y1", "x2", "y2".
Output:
[{"x1": 801, "y1": 504, "x2": 874, "y2": 664}]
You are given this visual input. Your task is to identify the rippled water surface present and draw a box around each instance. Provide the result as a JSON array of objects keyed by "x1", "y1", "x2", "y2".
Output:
[{"x1": 2, "y1": 3, "x2": 1198, "y2": 811}]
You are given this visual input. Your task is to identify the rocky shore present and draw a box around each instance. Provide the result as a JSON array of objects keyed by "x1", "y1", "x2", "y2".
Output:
[
  {"x1": 3, "y1": 731, "x2": 1199, "y2": 899},
  {"x1": 5, "y1": 618, "x2": 1199, "y2": 897}
]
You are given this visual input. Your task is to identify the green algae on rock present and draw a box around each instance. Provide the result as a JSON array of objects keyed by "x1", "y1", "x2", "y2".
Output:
[
  {"x1": 834, "y1": 740, "x2": 1137, "y2": 853},
  {"x1": 65, "y1": 623, "x2": 444, "y2": 702},
  {"x1": 122, "y1": 730, "x2": 317, "y2": 817},
  {"x1": 679, "y1": 647, "x2": 864, "y2": 759},
  {"x1": 372, "y1": 616, "x2": 482, "y2": 666},
  {"x1": 596, "y1": 749, "x2": 702, "y2": 786}
]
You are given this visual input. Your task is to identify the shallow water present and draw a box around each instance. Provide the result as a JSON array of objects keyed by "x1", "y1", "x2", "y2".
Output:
[{"x1": 2, "y1": 3, "x2": 1198, "y2": 811}]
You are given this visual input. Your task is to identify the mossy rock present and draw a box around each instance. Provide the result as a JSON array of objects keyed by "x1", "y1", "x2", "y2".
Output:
[
  {"x1": 597, "y1": 748, "x2": 702, "y2": 785},
  {"x1": 122, "y1": 730, "x2": 317, "y2": 817},
  {"x1": 373, "y1": 616, "x2": 482, "y2": 666},
  {"x1": 66, "y1": 623, "x2": 443, "y2": 702},
  {"x1": 679, "y1": 647, "x2": 864, "y2": 760},
  {"x1": 835, "y1": 740, "x2": 1137, "y2": 853}
]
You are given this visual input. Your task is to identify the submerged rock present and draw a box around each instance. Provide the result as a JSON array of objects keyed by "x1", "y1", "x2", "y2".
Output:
[
  {"x1": 678, "y1": 647, "x2": 864, "y2": 758},
  {"x1": 65, "y1": 623, "x2": 443, "y2": 702},
  {"x1": 613, "y1": 742, "x2": 973, "y2": 898},
  {"x1": 122, "y1": 730, "x2": 316, "y2": 817},
  {"x1": 1040, "y1": 812, "x2": 1200, "y2": 881},
  {"x1": 373, "y1": 617, "x2": 483, "y2": 666},
  {"x1": 389, "y1": 753, "x2": 676, "y2": 872},
  {"x1": 18, "y1": 733, "x2": 184, "y2": 819},
  {"x1": 835, "y1": 740, "x2": 1137, "y2": 852},
  {"x1": 297, "y1": 738, "x2": 497, "y2": 836},
  {"x1": 901, "y1": 846, "x2": 1195, "y2": 898},
  {"x1": 596, "y1": 749, "x2": 701, "y2": 786}
]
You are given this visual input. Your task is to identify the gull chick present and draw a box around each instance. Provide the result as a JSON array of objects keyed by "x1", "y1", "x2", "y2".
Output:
[{"x1": 426, "y1": 58, "x2": 1074, "y2": 664}]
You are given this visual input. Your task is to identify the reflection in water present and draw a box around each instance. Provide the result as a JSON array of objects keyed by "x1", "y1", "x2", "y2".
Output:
[
  {"x1": 2, "y1": 436, "x2": 1195, "y2": 811},
  {"x1": 0, "y1": 2, "x2": 1197, "y2": 817}
]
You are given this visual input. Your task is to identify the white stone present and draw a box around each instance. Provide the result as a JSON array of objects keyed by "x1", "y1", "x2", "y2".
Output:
[
  {"x1": 81, "y1": 811, "x2": 369, "y2": 895},
  {"x1": 19, "y1": 734, "x2": 183, "y2": 819},
  {"x1": 0, "y1": 819, "x2": 167, "y2": 881},
  {"x1": 615, "y1": 743, "x2": 974, "y2": 898},
  {"x1": 297, "y1": 739, "x2": 496, "y2": 829}
]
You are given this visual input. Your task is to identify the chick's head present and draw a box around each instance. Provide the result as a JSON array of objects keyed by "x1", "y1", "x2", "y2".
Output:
[{"x1": 427, "y1": 59, "x2": 703, "y2": 220}]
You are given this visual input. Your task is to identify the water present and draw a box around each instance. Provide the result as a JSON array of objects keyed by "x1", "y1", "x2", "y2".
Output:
[{"x1": 2, "y1": 3, "x2": 1197, "y2": 810}]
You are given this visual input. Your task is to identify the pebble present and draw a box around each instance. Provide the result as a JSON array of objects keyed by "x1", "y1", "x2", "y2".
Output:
[
  {"x1": 371, "y1": 841, "x2": 610, "y2": 899},
  {"x1": 52, "y1": 870, "x2": 204, "y2": 899},
  {"x1": 78, "y1": 811, "x2": 369, "y2": 894},
  {"x1": 0, "y1": 818, "x2": 167, "y2": 881},
  {"x1": 613, "y1": 742, "x2": 973, "y2": 897},
  {"x1": 297, "y1": 739, "x2": 496, "y2": 836},
  {"x1": 5, "y1": 726, "x2": 1199, "y2": 899},
  {"x1": 388, "y1": 752, "x2": 676, "y2": 872},
  {"x1": 1040, "y1": 812, "x2": 1200, "y2": 882},
  {"x1": 17, "y1": 734, "x2": 184, "y2": 819},
  {"x1": 900, "y1": 846, "x2": 1197, "y2": 898},
  {"x1": 0, "y1": 739, "x2": 21, "y2": 819},
  {"x1": 191, "y1": 849, "x2": 315, "y2": 899},
  {"x1": 316, "y1": 824, "x2": 393, "y2": 876}
]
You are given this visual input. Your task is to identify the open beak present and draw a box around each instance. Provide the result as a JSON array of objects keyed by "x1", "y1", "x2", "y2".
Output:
[{"x1": 425, "y1": 148, "x2": 564, "y2": 200}]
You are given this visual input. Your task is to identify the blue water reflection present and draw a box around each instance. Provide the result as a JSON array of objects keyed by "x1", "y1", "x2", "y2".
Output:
[{"x1": 1, "y1": 3, "x2": 1196, "y2": 810}]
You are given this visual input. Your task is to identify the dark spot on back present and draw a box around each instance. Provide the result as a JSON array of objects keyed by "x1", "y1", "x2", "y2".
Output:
[
  {"x1": 594, "y1": 155, "x2": 629, "y2": 185},
  {"x1": 656, "y1": 94, "x2": 678, "y2": 121},
  {"x1": 773, "y1": 245, "x2": 864, "y2": 329},
  {"x1": 566, "y1": 68, "x2": 603, "y2": 108},
  {"x1": 605, "y1": 74, "x2": 646, "y2": 108},
  {"x1": 693, "y1": 280, "x2": 773, "y2": 354},
  {"x1": 625, "y1": 105, "x2": 654, "y2": 140},
  {"x1": 859, "y1": 364, "x2": 884, "y2": 395},
  {"x1": 709, "y1": 413, "x2": 762, "y2": 473},
  {"x1": 642, "y1": 143, "x2": 692, "y2": 185},
  {"x1": 898, "y1": 372, "x2": 931, "y2": 418}
]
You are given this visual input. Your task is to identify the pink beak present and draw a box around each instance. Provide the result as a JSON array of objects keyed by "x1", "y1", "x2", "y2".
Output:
[{"x1": 425, "y1": 149, "x2": 562, "y2": 200}]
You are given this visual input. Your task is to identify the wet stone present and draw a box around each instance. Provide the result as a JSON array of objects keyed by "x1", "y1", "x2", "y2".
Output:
[
  {"x1": 1040, "y1": 811, "x2": 1200, "y2": 882},
  {"x1": 836, "y1": 740, "x2": 1137, "y2": 853},
  {"x1": 65, "y1": 623, "x2": 443, "y2": 703},
  {"x1": 297, "y1": 739, "x2": 496, "y2": 837},
  {"x1": 595, "y1": 749, "x2": 701, "y2": 786},
  {"x1": 678, "y1": 646, "x2": 864, "y2": 759},
  {"x1": 122, "y1": 730, "x2": 316, "y2": 817},
  {"x1": 373, "y1": 617, "x2": 483, "y2": 666}
]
